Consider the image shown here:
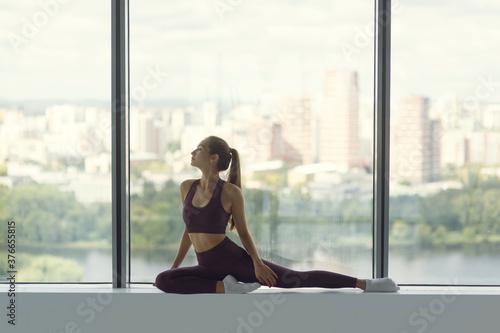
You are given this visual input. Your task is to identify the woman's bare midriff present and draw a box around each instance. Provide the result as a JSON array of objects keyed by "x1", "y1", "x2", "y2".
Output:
[{"x1": 188, "y1": 233, "x2": 226, "y2": 253}]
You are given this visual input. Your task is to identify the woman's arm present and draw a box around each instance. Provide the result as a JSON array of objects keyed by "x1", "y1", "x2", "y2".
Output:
[
  {"x1": 228, "y1": 184, "x2": 278, "y2": 287},
  {"x1": 171, "y1": 227, "x2": 192, "y2": 269},
  {"x1": 228, "y1": 185, "x2": 264, "y2": 265},
  {"x1": 170, "y1": 180, "x2": 194, "y2": 269}
]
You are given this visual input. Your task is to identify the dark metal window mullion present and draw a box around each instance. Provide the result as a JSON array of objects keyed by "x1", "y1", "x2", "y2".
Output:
[
  {"x1": 373, "y1": 0, "x2": 391, "y2": 279},
  {"x1": 111, "y1": 0, "x2": 130, "y2": 288}
]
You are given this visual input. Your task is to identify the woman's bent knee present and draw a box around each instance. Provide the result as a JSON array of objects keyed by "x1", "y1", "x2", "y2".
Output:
[{"x1": 155, "y1": 270, "x2": 172, "y2": 293}]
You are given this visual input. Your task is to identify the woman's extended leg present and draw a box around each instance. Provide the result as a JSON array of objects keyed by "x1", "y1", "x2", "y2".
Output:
[
  {"x1": 225, "y1": 247, "x2": 397, "y2": 291},
  {"x1": 240, "y1": 258, "x2": 358, "y2": 289},
  {"x1": 198, "y1": 236, "x2": 358, "y2": 290}
]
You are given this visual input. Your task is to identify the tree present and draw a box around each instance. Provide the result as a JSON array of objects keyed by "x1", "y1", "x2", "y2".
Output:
[
  {"x1": 3, "y1": 184, "x2": 109, "y2": 245},
  {"x1": 419, "y1": 189, "x2": 462, "y2": 231}
]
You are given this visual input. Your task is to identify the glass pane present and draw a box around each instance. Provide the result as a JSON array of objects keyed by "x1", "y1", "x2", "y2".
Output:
[
  {"x1": 389, "y1": 0, "x2": 500, "y2": 284},
  {"x1": 130, "y1": 0, "x2": 374, "y2": 283},
  {"x1": 0, "y1": 1, "x2": 111, "y2": 282}
]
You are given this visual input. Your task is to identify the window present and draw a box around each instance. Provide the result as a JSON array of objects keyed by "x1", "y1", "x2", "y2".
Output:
[
  {"x1": 0, "y1": 0, "x2": 111, "y2": 282},
  {"x1": 389, "y1": 0, "x2": 500, "y2": 284},
  {"x1": 129, "y1": 0, "x2": 374, "y2": 282},
  {"x1": 1, "y1": 0, "x2": 498, "y2": 287}
]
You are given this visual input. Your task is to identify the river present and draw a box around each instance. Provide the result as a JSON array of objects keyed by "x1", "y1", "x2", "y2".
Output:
[{"x1": 12, "y1": 242, "x2": 500, "y2": 285}]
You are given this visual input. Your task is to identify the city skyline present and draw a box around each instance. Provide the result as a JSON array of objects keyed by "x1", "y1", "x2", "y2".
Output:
[{"x1": 2, "y1": 84, "x2": 499, "y2": 180}]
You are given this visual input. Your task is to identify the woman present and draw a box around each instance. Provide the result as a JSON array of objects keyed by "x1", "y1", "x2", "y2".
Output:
[{"x1": 154, "y1": 136, "x2": 399, "y2": 294}]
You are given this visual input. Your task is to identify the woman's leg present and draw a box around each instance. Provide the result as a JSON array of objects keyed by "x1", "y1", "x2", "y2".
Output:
[
  {"x1": 258, "y1": 259, "x2": 358, "y2": 289},
  {"x1": 201, "y1": 237, "x2": 358, "y2": 289},
  {"x1": 231, "y1": 257, "x2": 357, "y2": 289},
  {"x1": 155, "y1": 265, "x2": 224, "y2": 294}
]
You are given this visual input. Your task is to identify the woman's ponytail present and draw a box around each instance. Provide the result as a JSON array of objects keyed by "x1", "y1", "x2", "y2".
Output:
[{"x1": 228, "y1": 148, "x2": 241, "y2": 190}]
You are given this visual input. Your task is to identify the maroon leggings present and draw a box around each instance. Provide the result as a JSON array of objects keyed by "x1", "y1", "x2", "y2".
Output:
[{"x1": 155, "y1": 236, "x2": 357, "y2": 294}]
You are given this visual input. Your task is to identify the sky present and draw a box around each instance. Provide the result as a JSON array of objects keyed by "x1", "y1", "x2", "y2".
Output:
[{"x1": 1, "y1": 0, "x2": 499, "y2": 106}]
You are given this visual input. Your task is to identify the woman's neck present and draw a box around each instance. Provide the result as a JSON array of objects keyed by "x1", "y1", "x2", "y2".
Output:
[{"x1": 199, "y1": 173, "x2": 220, "y2": 191}]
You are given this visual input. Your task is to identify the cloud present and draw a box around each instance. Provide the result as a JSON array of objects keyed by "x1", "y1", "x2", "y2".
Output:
[
  {"x1": 391, "y1": 1, "x2": 500, "y2": 101},
  {"x1": 1, "y1": 0, "x2": 499, "y2": 103}
]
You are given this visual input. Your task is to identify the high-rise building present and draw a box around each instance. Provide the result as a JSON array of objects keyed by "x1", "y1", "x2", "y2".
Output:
[
  {"x1": 391, "y1": 95, "x2": 441, "y2": 183},
  {"x1": 246, "y1": 119, "x2": 273, "y2": 163},
  {"x1": 430, "y1": 94, "x2": 461, "y2": 130},
  {"x1": 318, "y1": 69, "x2": 361, "y2": 170},
  {"x1": 272, "y1": 94, "x2": 315, "y2": 164},
  {"x1": 429, "y1": 119, "x2": 441, "y2": 181},
  {"x1": 465, "y1": 131, "x2": 500, "y2": 165},
  {"x1": 131, "y1": 111, "x2": 166, "y2": 155}
]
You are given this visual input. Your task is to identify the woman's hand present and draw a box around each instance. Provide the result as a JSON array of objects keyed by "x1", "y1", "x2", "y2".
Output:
[{"x1": 254, "y1": 262, "x2": 278, "y2": 287}]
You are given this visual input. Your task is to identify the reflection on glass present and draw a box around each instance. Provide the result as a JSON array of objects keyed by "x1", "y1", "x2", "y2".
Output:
[
  {"x1": 390, "y1": 1, "x2": 500, "y2": 284},
  {"x1": 0, "y1": 1, "x2": 111, "y2": 282},
  {"x1": 130, "y1": 1, "x2": 374, "y2": 282}
]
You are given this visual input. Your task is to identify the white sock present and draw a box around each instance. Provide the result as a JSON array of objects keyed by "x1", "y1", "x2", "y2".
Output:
[
  {"x1": 223, "y1": 275, "x2": 261, "y2": 294},
  {"x1": 365, "y1": 277, "x2": 400, "y2": 292}
]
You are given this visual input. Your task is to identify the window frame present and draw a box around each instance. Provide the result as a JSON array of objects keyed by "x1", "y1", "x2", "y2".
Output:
[{"x1": 0, "y1": 0, "x2": 494, "y2": 288}]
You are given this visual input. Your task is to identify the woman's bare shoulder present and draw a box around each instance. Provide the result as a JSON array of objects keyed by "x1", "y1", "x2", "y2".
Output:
[
  {"x1": 222, "y1": 181, "x2": 243, "y2": 197},
  {"x1": 221, "y1": 181, "x2": 244, "y2": 213},
  {"x1": 180, "y1": 179, "x2": 197, "y2": 193},
  {"x1": 180, "y1": 179, "x2": 198, "y2": 203}
]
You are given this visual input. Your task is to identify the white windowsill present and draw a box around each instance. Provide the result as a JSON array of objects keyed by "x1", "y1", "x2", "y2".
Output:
[{"x1": 3, "y1": 283, "x2": 500, "y2": 295}]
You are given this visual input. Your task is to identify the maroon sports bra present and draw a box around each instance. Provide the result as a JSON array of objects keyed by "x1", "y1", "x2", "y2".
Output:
[{"x1": 182, "y1": 178, "x2": 230, "y2": 234}]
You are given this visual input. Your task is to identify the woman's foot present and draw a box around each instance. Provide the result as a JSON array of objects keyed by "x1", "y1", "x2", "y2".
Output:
[
  {"x1": 364, "y1": 277, "x2": 400, "y2": 292},
  {"x1": 222, "y1": 275, "x2": 261, "y2": 294}
]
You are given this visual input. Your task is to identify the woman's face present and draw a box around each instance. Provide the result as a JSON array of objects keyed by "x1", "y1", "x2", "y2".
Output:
[{"x1": 190, "y1": 139, "x2": 212, "y2": 167}]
